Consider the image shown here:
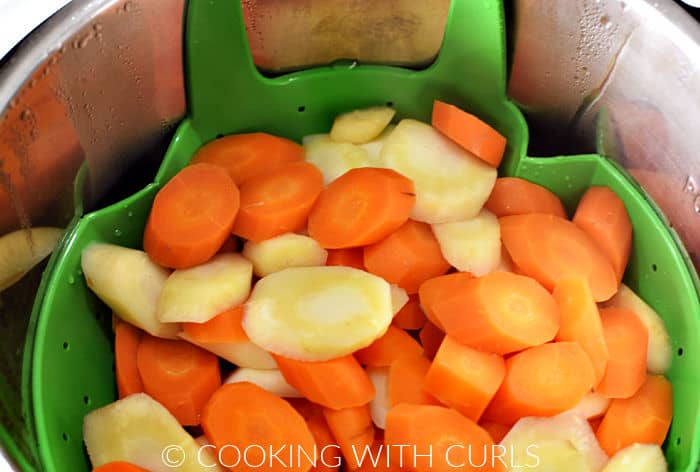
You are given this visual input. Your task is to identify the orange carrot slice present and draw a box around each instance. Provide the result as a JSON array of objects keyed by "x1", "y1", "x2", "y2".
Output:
[
  {"x1": 182, "y1": 305, "x2": 248, "y2": 344},
  {"x1": 114, "y1": 322, "x2": 144, "y2": 399},
  {"x1": 323, "y1": 405, "x2": 375, "y2": 469},
  {"x1": 144, "y1": 163, "x2": 240, "y2": 269},
  {"x1": 484, "y1": 177, "x2": 567, "y2": 218},
  {"x1": 387, "y1": 354, "x2": 439, "y2": 407},
  {"x1": 418, "y1": 272, "x2": 475, "y2": 331},
  {"x1": 354, "y1": 326, "x2": 423, "y2": 367},
  {"x1": 392, "y1": 295, "x2": 427, "y2": 330},
  {"x1": 326, "y1": 248, "x2": 366, "y2": 270}
]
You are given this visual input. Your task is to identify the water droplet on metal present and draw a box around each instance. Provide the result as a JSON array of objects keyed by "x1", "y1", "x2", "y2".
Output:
[
  {"x1": 68, "y1": 275, "x2": 75, "y2": 285},
  {"x1": 685, "y1": 176, "x2": 697, "y2": 194},
  {"x1": 127, "y1": 210, "x2": 134, "y2": 218}
]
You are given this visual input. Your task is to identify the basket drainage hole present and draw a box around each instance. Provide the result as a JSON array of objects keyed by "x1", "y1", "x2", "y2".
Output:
[
  {"x1": 676, "y1": 437, "x2": 681, "y2": 446},
  {"x1": 83, "y1": 395, "x2": 91, "y2": 405},
  {"x1": 297, "y1": 106, "x2": 306, "y2": 113},
  {"x1": 652, "y1": 263, "x2": 658, "y2": 272},
  {"x1": 62, "y1": 432, "x2": 69, "y2": 443},
  {"x1": 62, "y1": 341, "x2": 69, "y2": 351},
  {"x1": 678, "y1": 347, "x2": 684, "y2": 356},
  {"x1": 386, "y1": 101, "x2": 394, "y2": 107}
]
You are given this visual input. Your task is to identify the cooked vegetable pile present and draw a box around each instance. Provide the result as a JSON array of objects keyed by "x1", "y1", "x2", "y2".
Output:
[{"x1": 81, "y1": 101, "x2": 673, "y2": 472}]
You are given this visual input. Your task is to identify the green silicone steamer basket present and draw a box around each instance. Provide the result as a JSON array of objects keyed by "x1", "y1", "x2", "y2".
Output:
[{"x1": 22, "y1": 0, "x2": 700, "y2": 470}]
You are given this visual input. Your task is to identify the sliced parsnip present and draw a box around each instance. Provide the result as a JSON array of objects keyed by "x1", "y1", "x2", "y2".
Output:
[
  {"x1": 179, "y1": 332, "x2": 276, "y2": 370},
  {"x1": 432, "y1": 210, "x2": 501, "y2": 276},
  {"x1": 157, "y1": 253, "x2": 252, "y2": 323},
  {"x1": 381, "y1": 119, "x2": 497, "y2": 224},
  {"x1": 330, "y1": 106, "x2": 396, "y2": 144},
  {"x1": 500, "y1": 412, "x2": 608, "y2": 471},
  {"x1": 358, "y1": 124, "x2": 396, "y2": 160},
  {"x1": 601, "y1": 443, "x2": 667, "y2": 472},
  {"x1": 367, "y1": 366, "x2": 390, "y2": 429},
  {"x1": 243, "y1": 266, "x2": 393, "y2": 361},
  {"x1": 304, "y1": 134, "x2": 379, "y2": 185},
  {"x1": 82, "y1": 244, "x2": 178, "y2": 339},
  {"x1": 224, "y1": 368, "x2": 301, "y2": 397},
  {"x1": 602, "y1": 283, "x2": 672, "y2": 374},
  {"x1": 83, "y1": 393, "x2": 216, "y2": 471},
  {"x1": 243, "y1": 233, "x2": 328, "y2": 277},
  {"x1": 567, "y1": 392, "x2": 611, "y2": 419},
  {"x1": 0, "y1": 227, "x2": 63, "y2": 291},
  {"x1": 390, "y1": 284, "x2": 409, "y2": 315}
]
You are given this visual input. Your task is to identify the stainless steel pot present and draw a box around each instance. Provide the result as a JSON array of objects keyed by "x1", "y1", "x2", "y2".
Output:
[{"x1": 0, "y1": 0, "x2": 698, "y2": 469}]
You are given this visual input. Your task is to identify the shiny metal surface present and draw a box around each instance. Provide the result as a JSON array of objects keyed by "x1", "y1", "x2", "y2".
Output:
[{"x1": 509, "y1": 0, "x2": 700, "y2": 269}]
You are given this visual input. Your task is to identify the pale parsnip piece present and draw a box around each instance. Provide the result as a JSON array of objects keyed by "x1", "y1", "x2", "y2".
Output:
[
  {"x1": 330, "y1": 106, "x2": 396, "y2": 144},
  {"x1": 381, "y1": 119, "x2": 497, "y2": 224},
  {"x1": 390, "y1": 284, "x2": 409, "y2": 315},
  {"x1": 367, "y1": 366, "x2": 390, "y2": 429},
  {"x1": 157, "y1": 253, "x2": 252, "y2": 323},
  {"x1": 179, "y1": 332, "x2": 276, "y2": 370},
  {"x1": 243, "y1": 266, "x2": 393, "y2": 361},
  {"x1": 304, "y1": 134, "x2": 379, "y2": 185},
  {"x1": 359, "y1": 124, "x2": 396, "y2": 161},
  {"x1": 82, "y1": 244, "x2": 178, "y2": 339},
  {"x1": 601, "y1": 443, "x2": 667, "y2": 472},
  {"x1": 432, "y1": 209, "x2": 501, "y2": 276},
  {"x1": 243, "y1": 233, "x2": 328, "y2": 277},
  {"x1": 602, "y1": 283, "x2": 672, "y2": 374},
  {"x1": 567, "y1": 391, "x2": 611, "y2": 419},
  {"x1": 0, "y1": 227, "x2": 63, "y2": 291},
  {"x1": 224, "y1": 368, "x2": 301, "y2": 397},
  {"x1": 500, "y1": 412, "x2": 608, "y2": 471},
  {"x1": 83, "y1": 393, "x2": 216, "y2": 471}
]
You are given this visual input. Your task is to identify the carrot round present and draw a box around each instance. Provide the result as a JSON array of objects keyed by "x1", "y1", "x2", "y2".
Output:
[
  {"x1": 387, "y1": 354, "x2": 439, "y2": 407},
  {"x1": 92, "y1": 462, "x2": 150, "y2": 472},
  {"x1": 202, "y1": 382, "x2": 315, "y2": 472},
  {"x1": 424, "y1": 336, "x2": 506, "y2": 422},
  {"x1": 499, "y1": 213, "x2": 618, "y2": 301},
  {"x1": 233, "y1": 162, "x2": 323, "y2": 243},
  {"x1": 136, "y1": 336, "x2": 221, "y2": 425},
  {"x1": 573, "y1": 186, "x2": 632, "y2": 282},
  {"x1": 427, "y1": 271, "x2": 560, "y2": 355},
  {"x1": 484, "y1": 177, "x2": 567, "y2": 218},
  {"x1": 326, "y1": 248, "x2": 365, "y2": 270},
  {"x1": 418, "y1": 321, "x2": 445, "y2": 360},
  {"x1": 182, "y1": 305, "x2": 248, "y2": 344},
  {"x1": 596, "y1": 375, "x2": 673, "y2": 456},
  {"x1": 385, "y1": 404, "x2": 500, "y2": 472},
  {"x1": 323, "y1": 405, "x2": 375, "y2": 469},
  {"x1": 392, "y1": 295, "x2": 427, "y2": 330},
  {"x1": 274, "y1": 354, "x2": 375, "y2": 409},
  {"x1": 144, "y1": 163, "x2": 240, "y2": 269},
  {"x1": 354, "y1": 326, "x2": 423, "y2": 367},
  {"x1": 431, "y1": 100, "x2": 507, "y2": 167},
  {"x1": 595, "y1": 307, "x2": 648, "y2": 399},
  {"x1": 482, "y1": 342, "x2": 596, "y2": 425},
  {"x1": 191, "y1": 132, "x2": 304, "y2": 185},
  {"x1": 363, "y1": 220, "x2": 450, "y2": 294},
  {"x1": 114, "y1": 322, "x2": 144, "y2": 399},
  {"x1": 307, "y1": 168, "x2": 415, "y2": 249},
  {"x1": 418, "y1": 272, "x2": 475, "y2": 331},
  {"x1": 552, "y1": 277, "x2": 609, "y2": 384}
]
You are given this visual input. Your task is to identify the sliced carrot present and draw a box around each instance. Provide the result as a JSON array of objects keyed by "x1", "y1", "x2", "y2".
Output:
[
  {"x1": 424, "y1": 336, "x2": 506, "y2": 422},
  {"x1": 326, "y1": 248, "x2": 365, "y2": 270},
  {"x1": 290, "y1": 399, "x2": 341, "y2": 472},
  {"x1": 573, "y1": 186, "x2": 632, "y2": 282},
  {"x1": 323, "y1": 405, "x2": 375, "y2": 469},
  {"x1": 363, "y1": 220, "x2": 450, "y2": 294},
  {"x1": 387, "y1": 354, "x2": 439, "y2": 407},
  {"x1": 385, "y1": 404, "x2": 500, "y2": 472},
  {"x1": 552, "y1": 277, "x2": 609, "y2": 384},
  {"x1": 427, "y1": 271, "x2": 560, "y2": 355},
  {"x1": 484, "y1": 177, "x2": 567, "y2": 218},
  {"x1": 202, "y1": 382, "x2": 315, "y2": 472},
  {"x1": 182, "y1": 305, "x2": 248, "y2": 344},
  {"x1": 418, "y1": 272, "x2": 475, "y2": 331},
  {"x1": 354, "y1": 326, "x2": 423, "y2": 367},
  {"x1": 418, "y1": 321, "x2": 445, "y2": 360},
  {"x1": 595, "y1": 307, "x2": 648, "y2": 399},
  {"x1": 499, "y1": 213, "x2": 618, "y2": 301},
  {"x1": 431, "y1": 100, "x2": 507, "y2": 167},
  {"x1": 114, "y1": 322, "x2": 144, "y2": 399},
  {"x1": 274, "y1": 354, "x2": 375, "y2": 409},
  {"x1": 307, "y1": 168, "x2": 415, "y2": 249},
  {"x1": 144, "y1": 163, "x2": 240, "y2": 269},
  {"x1": 136, "y1": 335, "x2": 221, "y2": 426},
  {"x1": 478, "y1": 421, "x2": 510, "y2": 444},
  {"x1": 233, "y1": 161, "x2": 323, "y2": 243},
  {"x1": 191, "y1": 132, "x2": 304, "y2": 185},
  {"x1": 92, "y1": 462, "x2": 150, "y2": 472},
  {"x1": 482, "y1": 342, "x2": 596, "y2": 425},
  {"x1": 392, "y1": 295, "x2": 427, "y2": 330},
  {"x1": 596, "y1": 375, "x2": 673, "y2": 456}
]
